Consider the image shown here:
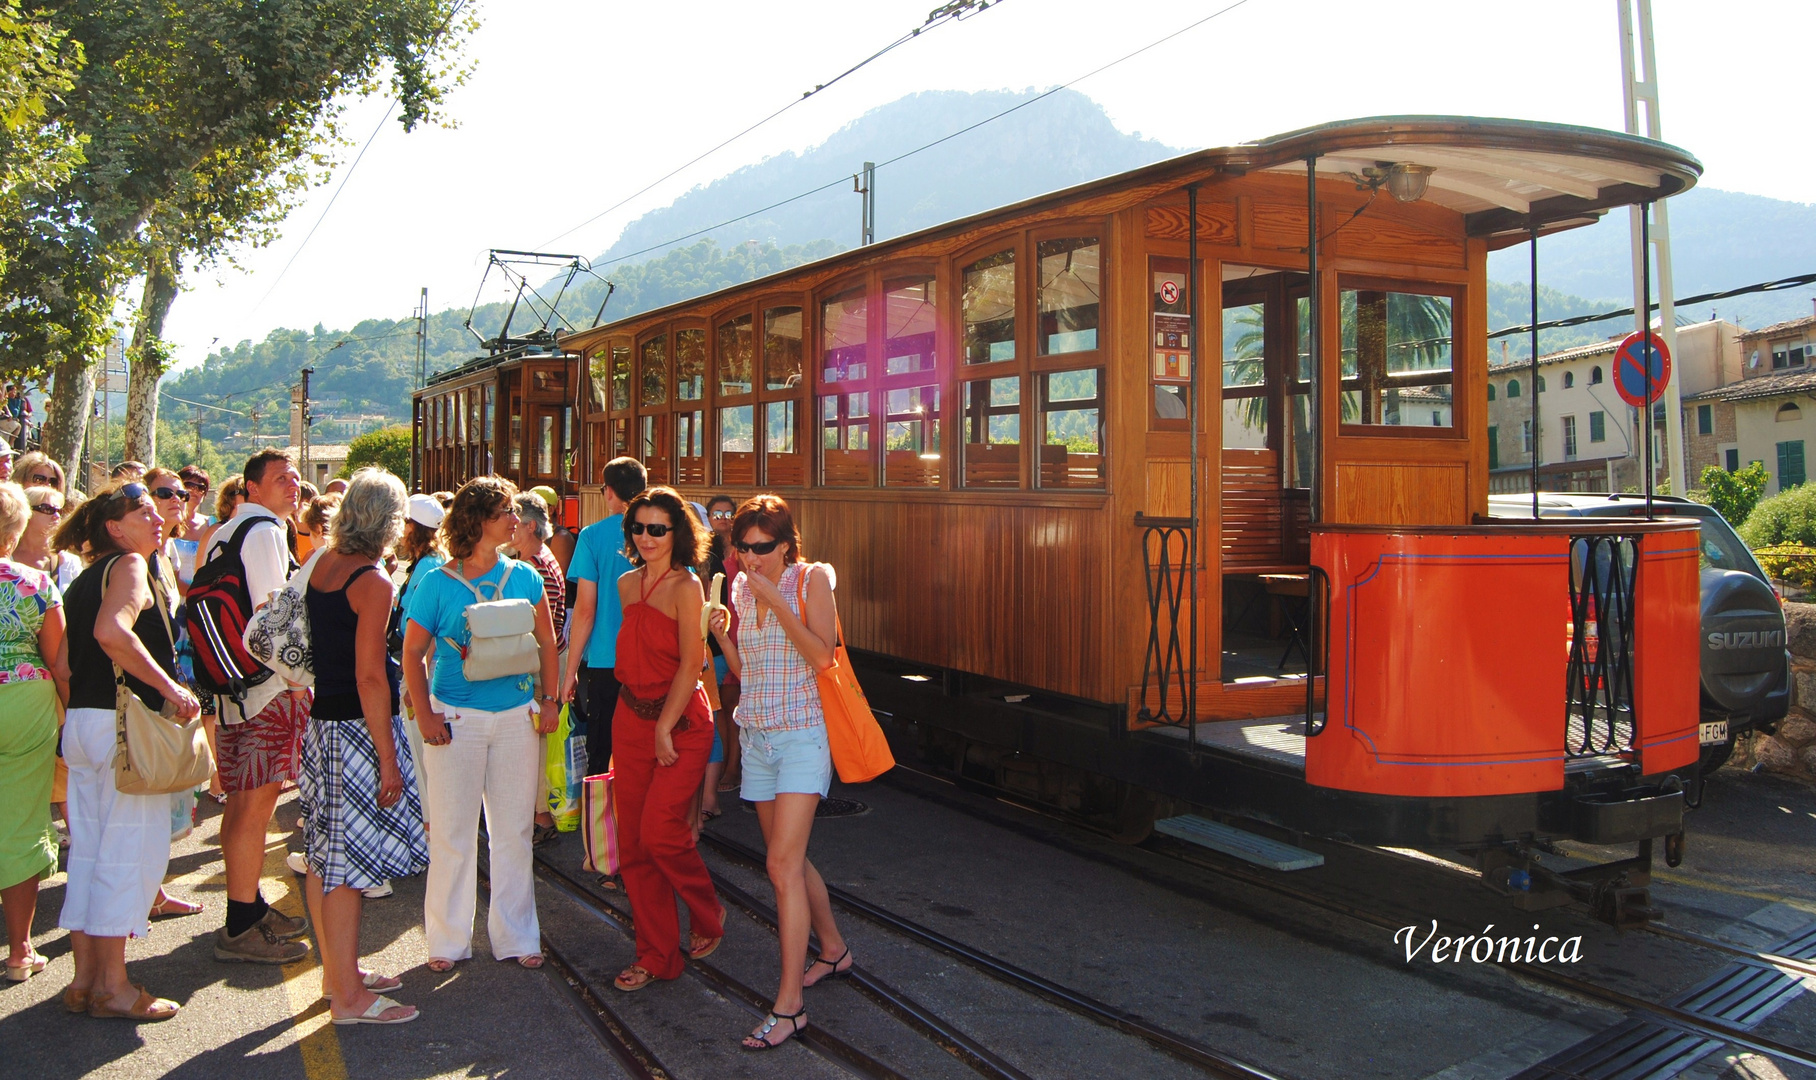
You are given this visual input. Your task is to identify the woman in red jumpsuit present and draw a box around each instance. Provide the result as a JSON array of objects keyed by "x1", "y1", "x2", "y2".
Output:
[{"x1": 610, "y1": 486, "x2": 725, "y2": 991}]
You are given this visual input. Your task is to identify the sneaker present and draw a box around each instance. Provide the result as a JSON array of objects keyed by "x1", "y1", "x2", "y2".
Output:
[
  {"x1": 214, "y1": 921, "x2": 309, "y2": 965},
  {"x1": 261, "y1": 907, "x2": 310, "y2": 940},
  {"x1": 285, "y1": 852, "x2": 308, "y2": 876},
  {"x1": 361, "y1": 880, "x2": 393, "y2": 900}
]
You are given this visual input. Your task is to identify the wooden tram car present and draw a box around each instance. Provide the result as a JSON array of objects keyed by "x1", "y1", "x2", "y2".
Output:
[{"x1": 425, "y1": 117, "x2": 1707, "y2": 905}]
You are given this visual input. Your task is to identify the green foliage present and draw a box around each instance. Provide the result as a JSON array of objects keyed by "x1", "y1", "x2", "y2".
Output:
[
  {"x1": 1752, "y1": 544, "x2": 1816, "y2": 591},
  {"x1": 1739, "y1": 482, "x2": 1816, "y2": 548},
  {"x1": 1699, "y1": 462, "x2": 1769, "y2": 528},
  {"x1": 341, "y1": 425, "x2": 411, "y2": 479}
]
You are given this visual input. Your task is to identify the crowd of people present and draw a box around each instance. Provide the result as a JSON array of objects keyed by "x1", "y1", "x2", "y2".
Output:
[{"x1": 0, "y1": 444, "x2": 849, "y2": 1048}]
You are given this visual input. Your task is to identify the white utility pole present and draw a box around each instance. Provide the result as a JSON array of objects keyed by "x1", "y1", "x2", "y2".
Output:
[{"x1": 1619, "y1": 0, "x2": 1685, "y2": 495}]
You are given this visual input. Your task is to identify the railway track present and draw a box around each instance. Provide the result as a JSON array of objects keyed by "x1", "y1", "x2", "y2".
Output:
[{"x1": 872, "y1": 766, "x2": 1816, "y2": 1080}]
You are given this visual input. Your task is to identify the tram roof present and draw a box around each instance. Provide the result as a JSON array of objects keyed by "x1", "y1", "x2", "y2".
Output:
[{"x1": 560, "y1": 115, "x2": 1699, "y2": 352}]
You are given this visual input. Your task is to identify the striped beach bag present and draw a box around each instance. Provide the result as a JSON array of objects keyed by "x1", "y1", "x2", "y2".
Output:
[{"x1": 580, "y1": 771, "x2": 619, "y2": 875}]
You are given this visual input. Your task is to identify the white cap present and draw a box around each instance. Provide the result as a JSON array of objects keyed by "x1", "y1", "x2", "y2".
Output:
[
  {"x1": 406, "y1": 492, "x2": 445, "y2": 528},
  {"x1": 0, "y1": 436, "x2": 12, "y2": 458}
]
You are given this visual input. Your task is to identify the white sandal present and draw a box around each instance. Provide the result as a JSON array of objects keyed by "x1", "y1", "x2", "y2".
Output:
[{"x1": 331, "y1": 994, "x2": 418, "y2": 1025}]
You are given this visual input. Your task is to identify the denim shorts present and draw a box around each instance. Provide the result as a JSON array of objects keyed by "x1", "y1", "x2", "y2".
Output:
[{"x1": 738, "y1": 724, "x2": 831, "y2": 802}]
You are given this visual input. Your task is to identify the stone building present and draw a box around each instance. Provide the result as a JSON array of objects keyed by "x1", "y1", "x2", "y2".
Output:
[{"x1": 1684, "y1": 312, "x2": 1816, "y2": 493}]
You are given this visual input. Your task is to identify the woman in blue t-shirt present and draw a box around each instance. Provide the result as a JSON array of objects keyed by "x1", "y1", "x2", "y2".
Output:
[{"x1": 402, "y1": 477, "x2": 560, "y2": 973}]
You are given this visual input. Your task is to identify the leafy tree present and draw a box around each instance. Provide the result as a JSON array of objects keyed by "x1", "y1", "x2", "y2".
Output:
[
  {"x1": 1697, "y1": 461, "x2": 1769, "y2": 529},
  {"x1": 340, "y1": 425, "x2": 412, "y2": 479},
  {"x1": 6, "y1": 0, "x2": 477, "y2": 481},
  {"x1": 0, "y1": 1, "x2": 85, "y2": 277},
  {"x1": 1738, "y1": 481, "x2": 1816, "y2": 549}
]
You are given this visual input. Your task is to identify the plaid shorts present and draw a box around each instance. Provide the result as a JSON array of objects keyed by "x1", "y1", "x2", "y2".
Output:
[{"x1": 216, "y1": 690, "x2": 309, "y2": 793}]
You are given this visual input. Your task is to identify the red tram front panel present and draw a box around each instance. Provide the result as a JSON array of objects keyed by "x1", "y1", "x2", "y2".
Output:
[{"x1": 1306, "y1": 522, "x2": 1699, "y2": 798}]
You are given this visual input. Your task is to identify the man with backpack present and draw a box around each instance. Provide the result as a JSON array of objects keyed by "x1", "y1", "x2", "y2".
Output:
[{"x1": 195, "y1": 449, "x2": 311, "y2": 964}]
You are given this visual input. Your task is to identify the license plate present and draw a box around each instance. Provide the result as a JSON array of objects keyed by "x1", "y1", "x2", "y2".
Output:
[{"x1": 1699, "y1": 720, "x2": 1729, "y2": 746}]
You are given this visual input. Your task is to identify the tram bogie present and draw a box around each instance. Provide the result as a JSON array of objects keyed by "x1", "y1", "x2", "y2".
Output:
[{"x1": 418, "y1": 117, "x2": 1709, "y2": 898}]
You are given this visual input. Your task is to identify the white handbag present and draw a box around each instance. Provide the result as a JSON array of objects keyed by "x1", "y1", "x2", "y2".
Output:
[
  {"x1": 242, "y1": 548, "x2": 322, "y2": 687},
  {"x1": 441, "y1": 562, "x2": 540, "y2": 682}
]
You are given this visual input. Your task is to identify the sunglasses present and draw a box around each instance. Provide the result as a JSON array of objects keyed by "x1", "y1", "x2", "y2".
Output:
[
  {"x1": 709, "y1": 510, "x2": 734, "y2": 521},
  {"x1": 151, "y1": 486, "x2": 188, "y2": 502},
  {"x1": 116, "y1": 482, "x2": 148, "y2": 502},
  {"x1": 183, "y1": 482, "x2": 209, "y2": 495},
  {"x1": 733, "y1": 538, "x2": 783, "y2": 556},
  {"x1": 627, "y1": 521, "x2": 672, "y2": 538},
  {"x1": 31, "y1": 503, "x2": 62, "y2": 517}
]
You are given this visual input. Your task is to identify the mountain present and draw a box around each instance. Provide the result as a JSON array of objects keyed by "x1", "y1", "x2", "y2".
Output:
[{"x1": 175, "y1": 89, "x2": 1816, "y2": 446}]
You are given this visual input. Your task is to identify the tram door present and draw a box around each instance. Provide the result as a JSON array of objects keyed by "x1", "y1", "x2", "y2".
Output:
[{"x1": 1219, "y1": 267, "x2": 1312, "y2": 681}]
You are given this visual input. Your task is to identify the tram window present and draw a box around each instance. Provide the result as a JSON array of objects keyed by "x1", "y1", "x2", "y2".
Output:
[
  {"x1": 611, "y1": 344, "x2": 632, "y2": 411},
  {"x1": 884, "y1": 385, "x2": 940, "y2": 487},
  {"x1": 1038, "y1": 237, "x2": 1099, "y2": 356},
  {"x1": 1038, "y1": 368, "x2": 1105, "y2": 489},
  {"x1": 820, "y1": 391, "x2": 874, "y2": 486},
  {"x1": 537, "y1": 414, "x2": 555, "y2": 476},
  {"x1": 720, "y1": 405, "x2": 755, "y2": 485},
  {"x1": 717, "y1": 314, "x2": 754, "y2": 397},
  {"x1": 675, "y1": 328, "x2": 706, "y2": 402},
  {"x1": 640, "y1": 414, "x2": 671, "y2": 484},
  {"x1": 483, "y1": 386, "x2": 494, "y2": 443},
  {"x1": 1221, "y1": 298, "x2": 1266, "y2": 449},
  {"x1": 764, "y1": 306, "x2": 803, "y2": 391},
  {"x1": 821, "y1": 287, "x2": 869, "y2": 384},
  {"x1": 962, "y1": 376, "x2": 1021, "y2": 489},
  {"x1": 676, "y1": 409, "x2": 706, "y2": 484},
  {"x1": 641, "y1": 335, "x2": 668, "y2": 407},
  {"x1": 884, "y1": 276, "x2": 937, "y2": 375},
  {"x1": 509, "y1": 412, "x2": 522, "y2": 470},
  {"x1": 765, "y1": 399, "x2": 804, "y2": 486},
  {"x1": 587, "y1": 349, "x2": 611, "y2": 412},
  {"x1": 1339, "y1": 285, "x2": 1454, "y2": 429},
  {"x1": 962, "y1": 249, "x2": 1016, "y2": 364}
]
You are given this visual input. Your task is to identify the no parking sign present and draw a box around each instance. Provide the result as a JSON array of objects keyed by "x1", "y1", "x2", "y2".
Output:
[{"x1": 1613, "y1": 330, "x2": 1671, "y2": 408}]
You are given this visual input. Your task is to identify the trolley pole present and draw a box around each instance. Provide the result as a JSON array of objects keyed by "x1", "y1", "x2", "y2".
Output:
[
  {"x1": 854, "y1": 162, "x2": 876, "y2": 246},
  {"x1": 193, "y1": 406, "x2": 203, "y2": 461},
  {"x1": 1619, "y1": 0, "x2": 1685, "y2": 496},
  {"x1": 416, "y1": 287, "x2": 429, "y2": 390}
]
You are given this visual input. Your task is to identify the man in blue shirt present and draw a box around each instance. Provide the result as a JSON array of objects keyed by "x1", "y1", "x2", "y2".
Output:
[{"x1": 561, "y1": 457, "x2": 647, "y2": 773}]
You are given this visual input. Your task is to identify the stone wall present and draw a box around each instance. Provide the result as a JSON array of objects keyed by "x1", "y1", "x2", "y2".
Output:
[{"x1": 1730, "y1": 601, "x2": 1816, "y2": 779}]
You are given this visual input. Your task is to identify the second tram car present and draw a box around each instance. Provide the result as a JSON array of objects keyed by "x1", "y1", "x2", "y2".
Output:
[{"x1": 420, "y1": 116, "x2": 1707, "y2": 919}]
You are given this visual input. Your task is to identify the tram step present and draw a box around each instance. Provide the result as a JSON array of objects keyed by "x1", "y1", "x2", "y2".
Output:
[{"x1": 1153, "y1": 815, "x2": 1324, "y2": 871}]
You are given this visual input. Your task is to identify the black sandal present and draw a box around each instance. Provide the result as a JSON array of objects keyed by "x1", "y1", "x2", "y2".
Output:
[
  {"x1": 741, "y1": 1007, "x2": 806, "y2": 1050},
  {"x1": 532, "y1": 823, "x2": 560, "y2": 847},
  {"x1": 803, "y1": 947, "x2": 852, "y2": 985}
]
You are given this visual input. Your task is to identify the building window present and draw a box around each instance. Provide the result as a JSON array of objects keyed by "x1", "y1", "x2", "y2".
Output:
[
  {"x1": 1725, "y1": 448, "x2": 1739, "y2": 471},
  {"x1": 1563, "y1": 371, "x2": 1574, "y2": 389},
  {"x1": 1486, "y1": 383, "x2": 1496, "y2": 402},
  {"x1": 1778, "y1": 439, "x2": 1806, "y2": 490},
  {"x1": 1521, "y1": 419, "x2": 1533, "y2": 454},
  {"x1": 1487, "y1": 425, "x2": 1499, "y2": 470},
  {"x1": 1562, "y1": 415, "x2": 1578, "y2": 461},
  {"x1": 1536, "y1": 375, "x2": 1546, "y2": 393},
  {"x1": 1772, "y1": 342, "x2": 1808, "y2": 369},
  {"x1": 1589, "y1": 410, "x2": 1606, "y2": 444},
  {"x1": 1697, "y1": 403, "x2": 1713, "y2": 436},
  {"x1": 1590, "y1": 365, "x2": 1603, "y2": 384},
  {"x1": 1338, "y1": 282, "x2": 1455, "y2": 428},
  {"x1": 1778, "y1": 402, "x2": 1802, "y2": 423},
  {"x1": 1507, "y1": 379, "x2": 1521, "y2": 398}
]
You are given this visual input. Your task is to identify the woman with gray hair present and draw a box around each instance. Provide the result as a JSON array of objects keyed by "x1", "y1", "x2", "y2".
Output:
[
  {"x1": 511, "y1": 491, "x2": 568, "y2": 846},
  {"x1": 299, "y1": 468, "x2": 428, "y2": 1025}
]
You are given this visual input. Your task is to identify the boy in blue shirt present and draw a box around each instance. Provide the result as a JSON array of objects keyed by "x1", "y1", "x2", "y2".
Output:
[{"x1": 561, "y1": 457, "x2": 647, "y2": 775}]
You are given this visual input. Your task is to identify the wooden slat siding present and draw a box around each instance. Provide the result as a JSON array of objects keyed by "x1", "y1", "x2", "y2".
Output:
[
  {"x1": 884, "y1": 451, "x2": 940, "y2": 488},
  {"x1": 721, "y1": 451, "x2": 756, "y2": 485},
  {"x1": 1332, "y1": 461, "x2": 1469, "y2": 525},
  {"x1": 766, "y1": 452, "x2": 806, "y2": 487},
  {"x1": 1221, "y1": 448, "x2": 1287, "y2": 569},
  {"x1": 821, "y1": 450, "x2": 875, "y2": 487},
  {"x1": 1126, "y1": 677, "x2": 1324, "y2": 728},
  {"x1": 963, "y1": 443, "x2": 1020, "y2": 488},
  {"x1": 795, "y1": 497, "x2": 1111, "y2": 701}
]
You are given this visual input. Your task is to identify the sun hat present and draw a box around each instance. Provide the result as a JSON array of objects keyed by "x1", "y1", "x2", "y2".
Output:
[
  {"x1": 530, "y1": 485, "x2": 559, "y2": 508},
  {"x1": 406, "y1": 492, "x2": 445, "y2": 528}
]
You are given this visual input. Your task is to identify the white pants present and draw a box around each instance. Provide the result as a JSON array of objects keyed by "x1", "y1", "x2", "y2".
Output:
[
  {"x1": 420, "y1": 697, "x2": 541, "y2": 961},
  {"x1": 58, "y1": 708, "x2": 171, "y2": 939}
]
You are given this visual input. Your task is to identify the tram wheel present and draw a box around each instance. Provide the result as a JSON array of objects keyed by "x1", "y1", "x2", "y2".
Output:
[{"x1": 1664, "y1": 831, "x2": 1686, "y2": 868}]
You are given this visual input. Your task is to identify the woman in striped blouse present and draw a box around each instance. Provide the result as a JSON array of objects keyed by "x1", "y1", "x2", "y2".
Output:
[{"x1": 707, "y1": 494, "x2": 851, "y2": 1051}]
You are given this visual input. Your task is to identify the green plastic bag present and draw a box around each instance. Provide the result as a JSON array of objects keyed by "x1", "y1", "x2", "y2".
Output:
[{"x1": 545, "y1": 704, "x2": 582, "y2": 831}]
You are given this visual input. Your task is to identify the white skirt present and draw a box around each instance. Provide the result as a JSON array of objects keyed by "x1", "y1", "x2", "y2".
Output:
[{"x1": 58, "y1": 707, "x2": 171, "y2": 939}]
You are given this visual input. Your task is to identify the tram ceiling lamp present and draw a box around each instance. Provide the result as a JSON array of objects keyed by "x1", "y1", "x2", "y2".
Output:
[{"x1": 1352, "y1": 162, "x2": 1436, "y2": 203}]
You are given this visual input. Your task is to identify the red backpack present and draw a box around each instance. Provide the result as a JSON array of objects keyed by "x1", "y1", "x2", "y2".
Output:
[{"x1": 184, "y1": 517, "x2": 285, "y2": 703}]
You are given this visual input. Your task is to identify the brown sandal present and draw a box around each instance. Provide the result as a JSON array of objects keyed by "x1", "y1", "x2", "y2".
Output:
[
  {"x1": 62, "y1": 987, "x2": 90, "y2": 1014},
  {"x1": 613, "y1": 964, "x2": 656, "y2": 992},
  {"x1": 88, "y1": 985, "x2": 179, "y2": 1022}
]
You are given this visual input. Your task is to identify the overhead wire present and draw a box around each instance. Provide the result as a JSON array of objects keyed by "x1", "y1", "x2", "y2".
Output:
[
  {"x1": 537, "y1": 0, "x2": 1006, "y2": 250},
  {"x1": 1488, "y1": 272, "x2": 1816, "y2": 339},
  {"x1": 588, "y1": 0, "x2": 1257, "y2": 271}
]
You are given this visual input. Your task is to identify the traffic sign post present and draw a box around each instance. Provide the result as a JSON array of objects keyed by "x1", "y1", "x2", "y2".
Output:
[{"x1": 1613, "y1": 329, "x2": 1671, "y2": 409}]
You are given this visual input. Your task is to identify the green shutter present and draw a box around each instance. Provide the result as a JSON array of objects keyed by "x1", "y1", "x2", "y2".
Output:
[
  {"x1": 1777, "y1": 440, "x2": 1806, "y2": 489},
  {"x1": 1488, "y1": 426, "x2": 1499, "y2": 470}
]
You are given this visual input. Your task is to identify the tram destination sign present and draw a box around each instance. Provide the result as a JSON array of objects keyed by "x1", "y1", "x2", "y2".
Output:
[{"x1": 1613, "y1": 329, "x2": 1672, "y2": 408}]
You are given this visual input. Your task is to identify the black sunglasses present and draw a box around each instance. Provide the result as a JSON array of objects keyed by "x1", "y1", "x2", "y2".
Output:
[
  {"x1": 151, "y1": 486, "x2": 187, "y2": 502},
  {"x1": 31, "y1": 503, "x2": 62, "y2": 516},
  {"x1": 628, "y1": 521, "x2": 672, "y2": 538},
  {"x1": 733, "y1": 538, "x2": 782, "y2": 556},
  {"x1": 115, "y1": 482, "x2": 148, "y2": 502}
]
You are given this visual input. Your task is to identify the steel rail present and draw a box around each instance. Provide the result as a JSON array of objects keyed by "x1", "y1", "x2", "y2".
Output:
[
  {"x1": 699, "y1": 832, "x2": 1287, "y2": 1080},
  {"x1": 703, "y1": 869, "x2": 1039, "y2": 1080},
  {"x1": 877, "y1": 770, "x2": 1816, "y2": 1075},
  {"x1": 530, "y1": 854, "x2": 913, "y2": 1080}
]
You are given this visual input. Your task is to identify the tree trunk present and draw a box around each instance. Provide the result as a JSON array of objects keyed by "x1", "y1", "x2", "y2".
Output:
[
  {"x1": 124, "y1": 248, "x2": 180, "y2": 465},
  {"x1": 43, "y1": 350, "x2": 96, "y2": 489}
]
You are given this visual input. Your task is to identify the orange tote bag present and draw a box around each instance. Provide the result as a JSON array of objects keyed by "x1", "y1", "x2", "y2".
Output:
[{"x1": 796, "y1": 566, "x2": 894, "y2": 784}]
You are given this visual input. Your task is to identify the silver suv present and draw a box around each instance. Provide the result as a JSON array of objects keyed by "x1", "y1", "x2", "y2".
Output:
[{"x1": 1486, "y1": 493, "x2": 1789, "y2": 771}]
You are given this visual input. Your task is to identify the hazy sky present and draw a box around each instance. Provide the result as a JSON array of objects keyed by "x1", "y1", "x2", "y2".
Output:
[{"x1": 159, "y1": 0, "x2": 1815, "y2": 374}]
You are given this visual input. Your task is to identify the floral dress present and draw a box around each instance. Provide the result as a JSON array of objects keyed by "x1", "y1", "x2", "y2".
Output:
[
  {"x1": 0, "y1": 560, "x2": 58, "y2": 685},
  {"x1": 0, "y1": 560, "x2": 61, "y2": 889}
]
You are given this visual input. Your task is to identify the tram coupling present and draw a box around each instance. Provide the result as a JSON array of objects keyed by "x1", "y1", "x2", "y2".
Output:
[{"x1": 1474, "y1": 831, "x2": 1678, "y2": 931}]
